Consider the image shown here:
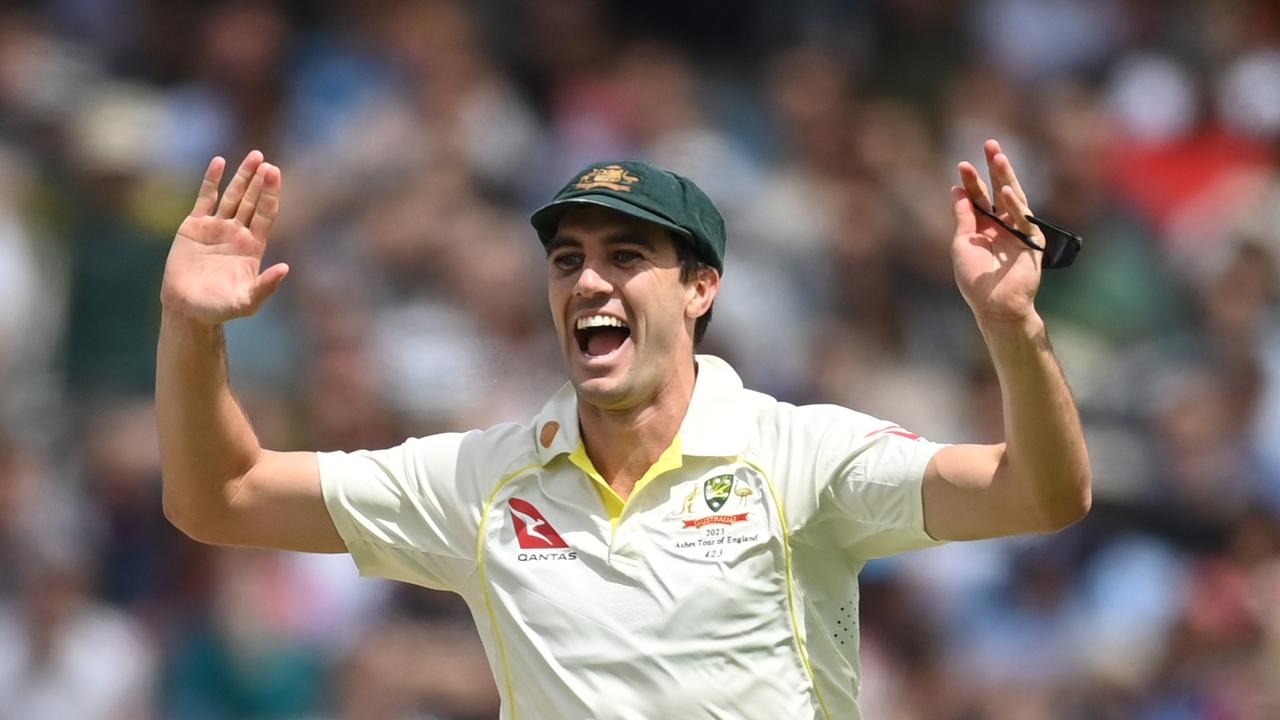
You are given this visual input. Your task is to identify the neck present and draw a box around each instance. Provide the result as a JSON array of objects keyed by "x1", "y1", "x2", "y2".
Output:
[{"x1": 577, "y1": 357, "x2": 698, "y2": 499}]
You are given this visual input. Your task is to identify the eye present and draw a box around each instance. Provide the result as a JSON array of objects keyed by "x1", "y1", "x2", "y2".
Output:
[
  {"x1": 551, "y1": 253, "x2": 583, "y2": 272},
  {"x1": 613, "y1": 249, "x2": 642, "y2": 265}
]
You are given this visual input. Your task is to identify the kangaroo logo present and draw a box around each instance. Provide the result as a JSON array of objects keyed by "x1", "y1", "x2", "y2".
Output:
[{"x1": 509, "y1": 498, "x2": 570, "y2": 549}]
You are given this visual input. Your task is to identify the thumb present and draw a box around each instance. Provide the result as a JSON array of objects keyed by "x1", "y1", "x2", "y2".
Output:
[
  {"x1": 247, "y1": 262, "x2": 289, "y2": 312},
  {"x1": 950, "y1": 186, "x2": 977, "y2": 235}
]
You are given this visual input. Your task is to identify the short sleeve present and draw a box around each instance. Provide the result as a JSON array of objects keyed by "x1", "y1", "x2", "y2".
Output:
[
  {"x1": 318, "y1": 433, "x2": 478, "y2": 591},
  {"x1": 780, "y1": 405, "x2": 949, "y2": 558}
]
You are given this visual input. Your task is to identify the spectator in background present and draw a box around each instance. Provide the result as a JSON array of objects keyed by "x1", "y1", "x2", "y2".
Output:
[{"x1": 0, "y1": 540, "x2": 155, "y2": 720}]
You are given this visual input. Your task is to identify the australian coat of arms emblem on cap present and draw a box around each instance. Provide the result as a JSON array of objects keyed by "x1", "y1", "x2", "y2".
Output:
[{"x1": 574, "y1": 165, "x2": 640, "y2": 192}]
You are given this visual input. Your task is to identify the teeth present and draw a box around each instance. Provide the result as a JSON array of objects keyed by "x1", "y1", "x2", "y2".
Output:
[{"x1": 576, "y1": 315, "x2": 628, "y2": 330}]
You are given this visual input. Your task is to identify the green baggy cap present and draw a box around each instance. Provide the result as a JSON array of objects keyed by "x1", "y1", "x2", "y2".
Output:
[{"x1": 530, "y1": 161, "x2": 726, "y2": 272}]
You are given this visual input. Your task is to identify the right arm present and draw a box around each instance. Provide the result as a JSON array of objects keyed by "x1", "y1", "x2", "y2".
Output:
[{"x1": 156, "y1": 152, "x2": 344, "y2": 552}]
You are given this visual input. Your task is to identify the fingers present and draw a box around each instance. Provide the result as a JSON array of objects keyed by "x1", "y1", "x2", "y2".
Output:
[
  {"x1": 950, "y1": 186, "x2": 977, "y2": 235},
  {"x1": 999, "y1": 185, "x2": 1038, "y2": 241},
  {"x1": 984, "y1": 139, "x2": 1031, "y2": 213},
  {"x1": 958, "y1": 161, "x2": 992, "y2": 211},
  {"x1": 235, "y1": 166, "x2": 267, "y2": 226},
  {"x1": 216, "y1": 150, "x2": 264, "y2": 219},
  {"x1": 993, "y1": 171, "x2": 1019, "y2": 220},
  {"x1": 984, "y1": 140, "x2": 1002, "y2": 210},
  {"x1": 191, "y1": 157, "x2": 226, "y2": 216},
  {"x1": 247, "y1": 262, "x2": 290, "y2": 312},
  {"x1": 248, "y1": 164, "x2": 281, "y2": 243}
]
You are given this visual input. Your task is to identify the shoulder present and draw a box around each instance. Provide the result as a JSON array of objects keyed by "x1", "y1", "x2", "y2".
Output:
[
  {"x1": 751, "y1": 399, "x2": 895, "y2": 445},
  {"x1": 454, "y1": 420, "x2": 542, "y2": 481},
  {"x1": 328, "y1": 420, "x2": 539, "y2": 502},
  {"x1": 744, "y1": 398, "x2": 931, "y2": 488},
  {"x1": 391, "y1": 418, "x2": 538, "y2": 463}
]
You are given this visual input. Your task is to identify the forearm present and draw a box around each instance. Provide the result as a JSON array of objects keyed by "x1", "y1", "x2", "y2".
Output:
[
  {"x1": 979, "y1": 312, "x2": 1091, "y2": 529},
  {"x1": 155, "y1": 311, "x2": 263, "y2": 534}
]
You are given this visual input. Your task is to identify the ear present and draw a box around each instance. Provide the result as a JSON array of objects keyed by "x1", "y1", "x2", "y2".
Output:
[{"x1": 685, "y1": 266, "x2": 720, "y2": 320}]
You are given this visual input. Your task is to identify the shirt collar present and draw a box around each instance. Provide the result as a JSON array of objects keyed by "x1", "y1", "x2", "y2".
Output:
[
  {"x1": 530, "y1": 354, "x2": 753, "y2": 465},
  {"x1": 676, "y1": 354, "x2": 754, "y2": 457},
  {"x1": 531, "y1": 380, "x2": 583, "y2": 465}
]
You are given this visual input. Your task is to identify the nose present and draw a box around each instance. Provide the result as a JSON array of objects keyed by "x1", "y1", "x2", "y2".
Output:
[{"x1": 573, "y1": 261, "x2": 613, "y2": 298}]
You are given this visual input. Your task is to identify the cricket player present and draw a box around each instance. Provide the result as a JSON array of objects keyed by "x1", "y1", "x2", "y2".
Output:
[{"x1": 157, "y1": 140, "x2": 1090, "y2": 718}]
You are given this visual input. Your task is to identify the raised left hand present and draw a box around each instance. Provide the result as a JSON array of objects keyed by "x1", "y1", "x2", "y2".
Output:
[{"x1": 951, "y1": 139, "x2": 1044, "y2": 325}]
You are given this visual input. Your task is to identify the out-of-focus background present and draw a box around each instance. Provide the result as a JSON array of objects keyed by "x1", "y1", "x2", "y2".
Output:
[{"x1": 1, "y1": 0, "x2": 1279, "y2": 717}]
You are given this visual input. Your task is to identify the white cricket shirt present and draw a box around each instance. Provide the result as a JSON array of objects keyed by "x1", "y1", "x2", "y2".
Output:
[{"x1": 319, "y1": 355, "x2": 946, "y2": 719}]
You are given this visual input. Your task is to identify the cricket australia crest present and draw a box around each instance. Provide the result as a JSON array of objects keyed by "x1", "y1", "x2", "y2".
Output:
[{"x1": 703, "y1": 474, "x2": 734, "y2": 512}]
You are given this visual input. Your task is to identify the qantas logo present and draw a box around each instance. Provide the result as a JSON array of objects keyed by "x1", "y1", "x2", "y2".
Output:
[{"x1": 508, "y1": 498, "x2": 570, "y2": 549}]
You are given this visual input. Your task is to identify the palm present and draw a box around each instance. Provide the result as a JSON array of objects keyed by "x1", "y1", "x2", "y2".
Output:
[
  {"x1": 161, "y1": 152, "x2": 288, "y2": 326},
  {"x1": 951, "y1": 140, "x2": 1044, "y2": 323}
]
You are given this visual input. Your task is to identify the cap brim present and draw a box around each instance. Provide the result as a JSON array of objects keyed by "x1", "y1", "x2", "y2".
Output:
[{"x1": 530, "y1": 194, "x2": 692, "y2": 244}]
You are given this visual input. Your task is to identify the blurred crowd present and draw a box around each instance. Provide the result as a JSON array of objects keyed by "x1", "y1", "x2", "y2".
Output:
[{"x1": 1, "y1": 0, "x2": 1279, "y2": 718}]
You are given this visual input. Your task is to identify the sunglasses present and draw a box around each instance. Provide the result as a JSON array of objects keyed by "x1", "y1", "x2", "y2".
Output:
[{"x1": 972, "y1": 202, "x2": 1083, "y2": 270}]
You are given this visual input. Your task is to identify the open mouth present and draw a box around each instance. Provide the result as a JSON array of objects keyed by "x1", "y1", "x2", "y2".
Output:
[{"x1": 574, "y1": 315, "x2": 631, "y2": 358}]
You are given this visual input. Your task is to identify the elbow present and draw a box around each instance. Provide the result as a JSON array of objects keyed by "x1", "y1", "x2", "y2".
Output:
[
  {"x1": 1037, "y1": 472, "x2": 1092, "y2": 532},
  {"x1": 162, "y1": 489, "x2": 209, "y2": 543},
  {"x1": 162, "y1": 480, "x2": 230, "y2": 545},
  {"x1": 1050, "y1": 490, "x2": 1092, "y2": 531}
]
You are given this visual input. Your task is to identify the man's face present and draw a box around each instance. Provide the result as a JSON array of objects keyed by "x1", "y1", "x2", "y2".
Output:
[{"x1": 546, "y1": 206, "x2": 717, "y2": 411}]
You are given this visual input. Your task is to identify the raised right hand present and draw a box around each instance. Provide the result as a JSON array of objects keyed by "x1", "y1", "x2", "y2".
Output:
[{"x1": 161, "y1": 151, "x2": 289, "y2": 326}]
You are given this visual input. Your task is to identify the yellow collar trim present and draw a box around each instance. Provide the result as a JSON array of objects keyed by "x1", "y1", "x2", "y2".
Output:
[{"x1": 568, "y1": 436, "x2": 684, "y2": 523}]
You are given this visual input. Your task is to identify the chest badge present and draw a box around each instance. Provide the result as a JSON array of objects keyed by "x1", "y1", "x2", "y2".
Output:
[
  {"x1": 668, "y1": 473, "x2": 760, "y2": 528},
  {"x1": 670, "y1": 474, "x2": 752, "y2": 528},
  {"x1": 704, "y1": 474, "x2": 734, "y2": 512}
]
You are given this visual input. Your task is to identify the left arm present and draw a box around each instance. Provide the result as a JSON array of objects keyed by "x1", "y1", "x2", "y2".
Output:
[{"x1": 922, "y1": 140, "x2": 1091, "y2": 541}]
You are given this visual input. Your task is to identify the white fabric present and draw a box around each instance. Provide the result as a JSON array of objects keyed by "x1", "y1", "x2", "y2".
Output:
[{"x1": 319, "y1": 355, "x2": 946, "y2": 719}]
